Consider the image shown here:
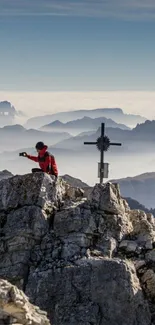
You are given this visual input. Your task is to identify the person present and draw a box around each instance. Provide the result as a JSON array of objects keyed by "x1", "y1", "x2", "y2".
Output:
[{"x1": 20, "y1": 142, "x2": 58, "y2": 178}]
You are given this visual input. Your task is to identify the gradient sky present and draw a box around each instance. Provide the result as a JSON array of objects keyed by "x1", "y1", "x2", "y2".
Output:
[{"x1": 0, "y1": 0, "x2": 155, "y2": 91}]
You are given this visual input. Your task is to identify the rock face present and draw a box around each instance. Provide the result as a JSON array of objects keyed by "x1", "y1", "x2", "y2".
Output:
[
  {"x1": 0, "y1": 279, "x2": 50, "y2": 325},
  {"x1": 0, "y1": 170, "x2": 14, "y2": 181},
  {"x1": 0, "y1": 173, "x2": 154, "y2": 324}
]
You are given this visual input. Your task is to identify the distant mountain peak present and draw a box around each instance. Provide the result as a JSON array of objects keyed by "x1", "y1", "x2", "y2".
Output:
[
  {"x1": 61, "y1": 174, "x2": 89, "y2": 188},
  {"x1": 0, "y1": 101, "x2": 16, "y2": 115},
  {"x1": 133, "y1": 119, "x2": 155, "y2": 130},
  {"x1": 51, "y1": 120, "x2": 63, "y2": 126},
  {"x1": 0, "y1": 101, "x2": 25, "y2": 127},
  {"x1": 2, "y1": 124, "x2": 25, "y2": 131}
]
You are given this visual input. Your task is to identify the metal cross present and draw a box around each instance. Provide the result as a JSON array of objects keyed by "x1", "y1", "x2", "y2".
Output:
[{"x1": 84, "y1": 123, "x2": 122, "y2": 184}]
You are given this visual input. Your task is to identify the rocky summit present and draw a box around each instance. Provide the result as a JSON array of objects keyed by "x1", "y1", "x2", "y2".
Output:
[{"x1": 0, "y1": 173, "x2": 155, "y2": 324}]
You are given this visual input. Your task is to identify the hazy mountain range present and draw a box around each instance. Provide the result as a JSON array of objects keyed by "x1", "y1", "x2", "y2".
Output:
[
  {"x1": 111, "y1": 172, "x2": 155, "y2": 208},
  {"x1": 4, "y1": 117, "x2": 154, "y2": 154},
  {"x1": 25, "y1": 108, "x2": 146, "y2": 129},
  {"x1": 0, "y1": 103, "x2": 154, "y2": 190},
  {"x1": 51, "y1": 120, "x2": 155, "y2": 152},
  {"x1": 124, "y1": 197, "x2": 154, "y2": 215},
  {"x1": 1, "y1": 119, "x2": 155, "y2": 183},
  {"x1": 41, "y1": 116, "x2": 130, "y2": 135},
  {"x1": 0, "y1": 124, "x2": 71, "y2": 152}
]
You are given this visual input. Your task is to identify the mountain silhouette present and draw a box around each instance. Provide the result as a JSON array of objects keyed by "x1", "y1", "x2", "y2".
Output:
[
  {"x1": 111, "y1": 172, "x2": 155, "y2": 208},
  {"x1": 25, "y1": 108, "x2": 146, "y2": 129},
  {"x1": 41, "y1": 116, "x2": 130, "y2": 135},
  {"x1": 0, "y1": 124, "x2": 71, "y2": 151}
]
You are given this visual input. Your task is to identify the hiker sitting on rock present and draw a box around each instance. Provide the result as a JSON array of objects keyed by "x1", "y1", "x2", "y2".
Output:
[{"x1": 19, "y1": 141, "x2": 58, "y2": 178}]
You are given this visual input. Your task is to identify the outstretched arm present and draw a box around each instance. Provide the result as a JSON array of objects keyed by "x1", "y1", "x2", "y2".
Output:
[{"x1": 27, "y1": 154, "x2": 38, "y2": 162}]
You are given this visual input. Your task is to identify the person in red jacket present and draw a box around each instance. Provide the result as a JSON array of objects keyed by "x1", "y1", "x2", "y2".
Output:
[{"x1": 21, "y1": 142, "x2": 58, "y2": 178}]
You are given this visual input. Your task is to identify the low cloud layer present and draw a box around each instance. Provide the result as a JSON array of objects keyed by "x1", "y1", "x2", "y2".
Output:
[
  {"x1": 1, "y1": 0, "x2": 155, "y2": 20},
  {"x1": 0, "y1": 91, "x2": 155, "y2": 122}
]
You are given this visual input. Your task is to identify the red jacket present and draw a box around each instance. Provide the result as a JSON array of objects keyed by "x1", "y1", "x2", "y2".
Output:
[{"x1": 27, "y1": 146, "x2": 58, "y2": 176}]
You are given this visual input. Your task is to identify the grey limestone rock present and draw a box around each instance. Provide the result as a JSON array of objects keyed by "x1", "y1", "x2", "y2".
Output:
[
  {"x1": 0, "y1": 278, "x2": 50, "y2": 325},
  {"x1": 0, "y1": 173, "x2": 153, "y2": 325},
  {"x1": 26, "y1": 258, "x2": 151, "y2": 325}
]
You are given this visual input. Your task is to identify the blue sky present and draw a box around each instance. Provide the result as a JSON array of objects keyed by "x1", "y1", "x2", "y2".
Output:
[{"x1": 0, "y1": 0, "x2": 155, "y2": 91}]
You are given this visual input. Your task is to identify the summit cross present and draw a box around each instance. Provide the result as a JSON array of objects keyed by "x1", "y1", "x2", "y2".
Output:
[{"x1": 84, "y1": 123, "x2": 122, "y2": 184}]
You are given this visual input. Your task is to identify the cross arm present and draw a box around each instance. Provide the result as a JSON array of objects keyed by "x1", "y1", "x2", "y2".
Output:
[
  {"x1": 110, "y1": 143, "x2": 122, "y2": 146},
  {"x1": 84, "y1": 142, "x2": 97, "y2": 145}
]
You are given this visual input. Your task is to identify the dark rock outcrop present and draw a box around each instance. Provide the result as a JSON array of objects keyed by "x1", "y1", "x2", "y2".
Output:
[{"x1": 0, "y1": 170, "x2": 14, "y2": 181}]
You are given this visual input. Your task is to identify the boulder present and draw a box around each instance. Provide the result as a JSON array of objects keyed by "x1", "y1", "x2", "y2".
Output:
[
  {"x1": 26, "y1": 259, "x2": 151, "y2": 325},
  {"x1": 0, "y1": 173, "x2": 65, "y2": 212},
  {"x1": 90, "y1": 182, "x2": 130, "y2": 214}
]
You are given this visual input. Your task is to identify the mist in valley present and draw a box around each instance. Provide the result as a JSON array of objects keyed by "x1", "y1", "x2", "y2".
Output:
[
  {"x1": 1, "y1": 102, "x2": 155, "y2": 208},
  {"x1": 0, "y1": 144, "x2": 154, "y2": 186}
]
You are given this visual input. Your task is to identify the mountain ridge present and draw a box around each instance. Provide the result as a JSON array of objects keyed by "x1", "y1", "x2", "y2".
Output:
[
  {"x1": 52, "y1": 119, "x2": 155, "y2": 150},
  {"x1": 25, "y1": 107, "x2": 146, "y2": 129},
  {"x1": 111, "y1": 171, "x2": 155, "y2": 208},
  {"x1": 0, "y1": 124, "x2": 72, "y2": 152},
  {"x1": 41, "y1": 116, "x2": 130, "y2": 134}
]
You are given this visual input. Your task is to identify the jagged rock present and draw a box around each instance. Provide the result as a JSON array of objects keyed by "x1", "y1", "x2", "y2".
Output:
[
  {"x1": 134, "y1": 260, "x2": 146, "y2": 270},
  {"x1": 95, "y1": 236, "x2": 117, "y2": 258},
  {"x1": 141, "y1": 269, "x2": 155, "y2": 299},
  {"x1": 0, "y1": 170, "x2": 14, "y2": 181},
  {"x1": 0, "y1": 279, "x2": 50, "y2": 325},
  {"x1": 64, "y1": 183, "x2": 84, "y2": 200},
  {"x1": 146, "y1": 250, "x2": 155, "y2": 262},
  {"x1": 90, "y1": 182, "x2": 130, "y2": 214},
  {"x1": 0, "y1": 173, "x2": 65, "y2": 212},
  {"x1": 129, "y1": 210, "x2": 155, "y2": 244},
  {"x1": 145, "y1": 240, "x2": 153, "y2": 250},
  {"x1": 26, "y1": 259, "x2": 151, "y2": 325},
  {"x1": 119, "y1": 240, "x2": 138, "y2": 253},
  {"x1": 0, "y1": 173, "x2": 154, "y2": 324},
  {"x1": 118, "y1": 209, "x2": 155, "y2": 257},
  {"x1": 60, "y1": 175, "x2": 93, "y2": 201}
]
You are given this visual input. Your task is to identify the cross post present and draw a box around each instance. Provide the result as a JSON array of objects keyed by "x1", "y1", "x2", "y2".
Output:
[{"x1": 84, "y1": 122, "x2": 122, "y2": 184}]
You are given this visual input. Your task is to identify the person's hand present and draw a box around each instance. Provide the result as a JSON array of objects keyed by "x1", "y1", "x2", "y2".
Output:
[{"x1": 19, "y1": 152, "x2": 28, "y2": 157}]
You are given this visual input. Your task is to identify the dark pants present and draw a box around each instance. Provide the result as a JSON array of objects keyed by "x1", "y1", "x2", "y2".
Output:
[
  {"x1": 32, "y1": 168, "x2": 58, "y2": 179},
  {"x1": 32, "y1": 168, "x2": 43, "y2": 173}
]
